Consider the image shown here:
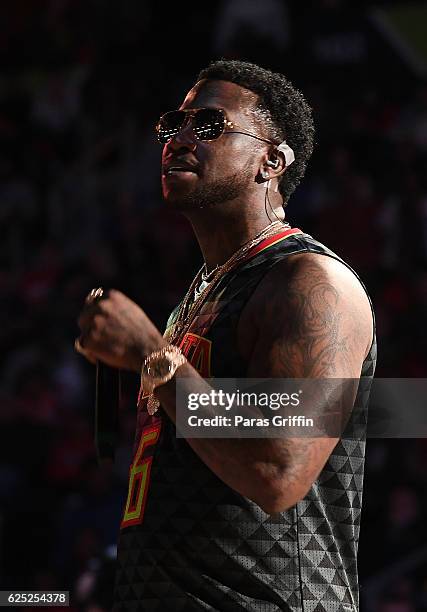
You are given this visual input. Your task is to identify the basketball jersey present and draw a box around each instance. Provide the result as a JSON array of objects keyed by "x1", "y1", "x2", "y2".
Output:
[{"x1": 113, "y1": 228, "x2": 377, "y2": 612}]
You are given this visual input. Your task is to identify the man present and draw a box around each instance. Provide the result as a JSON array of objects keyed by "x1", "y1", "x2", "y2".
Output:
[{"x1": 76, "y1": 60, "x2": 376, "y2": 611}]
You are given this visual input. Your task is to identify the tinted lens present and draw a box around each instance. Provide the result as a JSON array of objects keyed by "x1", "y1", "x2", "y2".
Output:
[
  {"x1": 193, "y1": 108, "x2": 225, "y2": 141},
  {"x1": 156, "y1": 111, "x2": 186, "y2": 144}
]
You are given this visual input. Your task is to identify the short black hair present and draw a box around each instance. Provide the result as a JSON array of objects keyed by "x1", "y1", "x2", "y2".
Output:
[{"x1": 197, "y1": 59, "x2": 315, "y2": 205}]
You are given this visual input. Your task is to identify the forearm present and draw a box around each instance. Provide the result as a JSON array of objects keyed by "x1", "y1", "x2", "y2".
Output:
[{"x1": 154, "y1": 364, "x2": 294, "y2": 512}]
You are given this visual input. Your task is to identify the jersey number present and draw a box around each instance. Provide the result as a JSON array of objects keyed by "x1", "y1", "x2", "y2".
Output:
[{"x1": 121, "y1": 423, "x2": 161, "y2": 528}]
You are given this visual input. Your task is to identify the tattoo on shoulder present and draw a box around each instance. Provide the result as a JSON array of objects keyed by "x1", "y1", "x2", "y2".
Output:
[{"x1": 268, "y1": 258, "x2": 353, "y2": 377}]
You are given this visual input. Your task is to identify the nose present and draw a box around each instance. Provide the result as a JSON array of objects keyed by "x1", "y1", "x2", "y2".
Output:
[{"x1": 165, "y1": 122, "x2": 197, "y2": 154}]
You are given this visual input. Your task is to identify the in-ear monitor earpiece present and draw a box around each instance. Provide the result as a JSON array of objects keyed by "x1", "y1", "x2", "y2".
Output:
[{"x1": 266, "y1": 158, "x2": 280, "y2": 169}]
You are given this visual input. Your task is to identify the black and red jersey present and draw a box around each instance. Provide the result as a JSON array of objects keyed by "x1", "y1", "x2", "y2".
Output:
[{"x1": 114, "y1": 228, "x2": 376, "y2": 612}]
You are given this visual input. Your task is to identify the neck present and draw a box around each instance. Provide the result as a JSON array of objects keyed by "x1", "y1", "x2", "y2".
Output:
[{"x1": 185, "y1": 205, "x2": 286, "y2": 272}]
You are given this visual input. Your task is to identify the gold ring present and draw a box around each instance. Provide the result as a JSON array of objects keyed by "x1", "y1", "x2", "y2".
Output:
[{"x1": 86, "y1": 286, "x2": 104, "y2": 305}]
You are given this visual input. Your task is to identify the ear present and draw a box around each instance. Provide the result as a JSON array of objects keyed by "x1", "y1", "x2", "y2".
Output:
[{"x1": 259, "y1": 149, "x2": 287, "y2": 181}]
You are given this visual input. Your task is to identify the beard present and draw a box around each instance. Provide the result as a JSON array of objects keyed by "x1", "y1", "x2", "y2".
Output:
[{"x1": 164, "y1": 159, "x2": 253, "y2": 211}]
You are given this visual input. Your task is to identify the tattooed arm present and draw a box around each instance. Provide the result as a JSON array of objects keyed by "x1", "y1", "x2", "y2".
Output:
[{"x1": 234, "y1": 252, "x2": 373, "y2": 512}]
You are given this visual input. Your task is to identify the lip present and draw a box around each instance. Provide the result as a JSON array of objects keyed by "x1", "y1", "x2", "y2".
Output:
[
  {"x1": 163, "y1": 169, "x2": 199, "y2": 183},
  {"x1": 162, "y1": 158, "x2": 200, "y2": 176}
]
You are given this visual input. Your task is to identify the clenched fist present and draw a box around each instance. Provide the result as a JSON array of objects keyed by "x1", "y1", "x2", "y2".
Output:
[{"x1": 76, "y1": 289, "x2": 166, "y2": 371}]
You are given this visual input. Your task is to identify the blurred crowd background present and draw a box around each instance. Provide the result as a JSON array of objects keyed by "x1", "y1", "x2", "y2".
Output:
[{"x1": 1, "y1": 0, "x2": 427, "y2": 610}]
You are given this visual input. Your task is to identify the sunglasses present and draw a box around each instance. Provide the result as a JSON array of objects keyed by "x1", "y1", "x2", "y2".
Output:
[{"x1": 156, "y1": 107, "x2": 276, "y2": 146}]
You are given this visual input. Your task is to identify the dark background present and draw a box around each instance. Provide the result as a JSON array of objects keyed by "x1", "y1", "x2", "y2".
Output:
[{"x1": 1, "y1": 1, "x2": 427, "y2": 610}]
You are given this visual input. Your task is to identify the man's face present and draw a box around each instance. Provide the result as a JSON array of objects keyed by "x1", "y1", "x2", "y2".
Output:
[{"x1": 161, "y1": 80, "x2": 268, "y2": 211}]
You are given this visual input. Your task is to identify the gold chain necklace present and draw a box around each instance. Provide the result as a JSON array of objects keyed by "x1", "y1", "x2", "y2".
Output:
[{"x1": 166, "y1": 220, "x2": 287, "y2": 345}]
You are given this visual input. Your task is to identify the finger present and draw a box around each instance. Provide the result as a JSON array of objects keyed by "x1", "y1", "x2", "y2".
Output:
[
  {"x1": 79, "y1": 287, "x2": 109, "y2": 321},
  {"x1": 78, "y1": 305, "x2": 105, "y2": 334},
  {"x1": 78, "y1": 309, "x2": 97, "y2": 333},
  {"x1": 74, "y1": 337, "x2": 97, "y2": 365},
  {"x1": 74, "y1": 336, "x2": 88, "y2": 355}
]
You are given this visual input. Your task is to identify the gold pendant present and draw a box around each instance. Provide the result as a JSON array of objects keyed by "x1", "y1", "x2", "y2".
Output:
[{"x1": 147, "y1": 394, "x2": 160, "y2": 415}]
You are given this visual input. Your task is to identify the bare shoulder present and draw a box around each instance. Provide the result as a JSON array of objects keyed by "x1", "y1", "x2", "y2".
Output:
[{"x1": 238, "y1": 252, "x2": 374, "y2": 377}]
